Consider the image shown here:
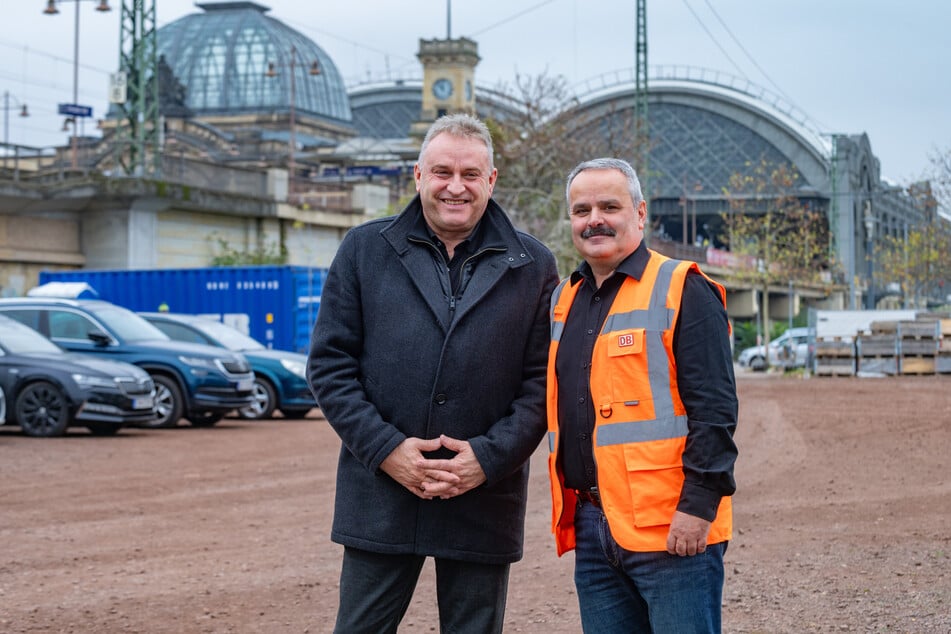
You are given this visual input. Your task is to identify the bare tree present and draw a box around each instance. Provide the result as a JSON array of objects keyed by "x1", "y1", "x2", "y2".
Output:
[
  {"x1": 486, "y1": 72, "x2": 604, "y2": 275},
  {"x1": 927, "y1": 146, "x2": 951, "y2": 214}
]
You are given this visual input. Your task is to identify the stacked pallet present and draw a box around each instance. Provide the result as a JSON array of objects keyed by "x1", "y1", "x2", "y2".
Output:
[
  {"x1": 814, "y1": 337, "x2": 855, "y2": 376},
  {"x1": 856, "y1": 322, "x2": 898, "y2": 374},
  {"x1": 854, "y1": 317, "x2": 945, "y2": 375},
  {"x1": 897, "y1": 320, "x2": 940, "y2": 374}
]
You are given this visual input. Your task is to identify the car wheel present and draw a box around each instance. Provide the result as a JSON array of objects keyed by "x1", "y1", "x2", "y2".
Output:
[
  {"x1": 237, "y1": 378, "x2": 277, "y2": 420},
  {"x1": 186, "y1": 412, "x2": 223, "y2": 427},
  {"x1": 15, "y1": 381, "x2": 70, "y2": 437},
  {"x1": 86, "y1": 422, "x2": 123, "y2": 436},
  {"x1": 147, "y1": 375, "x2": 184, "y2": 428},
  {"x1": 749, "y1": 355, "x2": 766, "y2": 372},
  {"x1": 279, "y1": 408, "x2": 313, "y2": 420}
]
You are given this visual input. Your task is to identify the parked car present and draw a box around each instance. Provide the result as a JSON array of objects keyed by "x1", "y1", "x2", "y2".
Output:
[
  {"x1": 140, "y1": 312, "x2": 316, "y2": 420},
  {"x1": 737, "y1": 327, "x2": 812, "y2": 371},
  {"x1": 0, "y1": 298, "x2": 255, "y2": 428},
  {"x1": 0, "y1": 314, "x2": 157, "y2": 436}
]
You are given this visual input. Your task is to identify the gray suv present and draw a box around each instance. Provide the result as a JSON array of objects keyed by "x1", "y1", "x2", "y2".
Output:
[{"x1": 0, "y1": 298, "x2": 255, "y2": 428}]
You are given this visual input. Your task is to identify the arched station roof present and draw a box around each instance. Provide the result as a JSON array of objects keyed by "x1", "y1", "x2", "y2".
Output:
[{"x1": 568, "y1": 66, "x2": 832, "y2": 200}]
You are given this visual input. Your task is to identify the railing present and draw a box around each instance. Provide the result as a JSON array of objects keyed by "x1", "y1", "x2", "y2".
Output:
[{"x1": 650, "y1": 237, "x2": 707, "y2": 263}]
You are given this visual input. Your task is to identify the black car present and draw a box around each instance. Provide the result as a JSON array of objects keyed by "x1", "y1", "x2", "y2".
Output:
[
  {"x1": 0, "y1": 315, "x2": 157, "y2": 437},
  {"x1": 140, "y1": 312, "x2": 317, "y2": 420}
]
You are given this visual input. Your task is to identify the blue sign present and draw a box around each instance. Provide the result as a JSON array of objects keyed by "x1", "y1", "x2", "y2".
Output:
[
  {"x1": 58, "y1": 103, "x2": 93, "y2": 118},
  {"x1": 321, "y1": 165, "x2": 408, "y2": 178}
]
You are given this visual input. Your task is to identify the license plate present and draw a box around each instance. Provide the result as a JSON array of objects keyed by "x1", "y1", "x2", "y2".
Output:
[
  {"x1": 236, "y1": 379, "x2": 254, "y2": 391},
  {"x1": 133, "y1": 396, "x2": 154, "y2": 410}
]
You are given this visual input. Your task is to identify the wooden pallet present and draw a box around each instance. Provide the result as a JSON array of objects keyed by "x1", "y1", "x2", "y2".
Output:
[
  {"x1": 898, "y1": 320, "x2": 941, "y2": 339},
  {"x1": 815, "y1": 338, "x2": 854, "y2": 358},
  {"x1": 856, "y1": 334, "x2": 897, "y2": 357},
  {"x1": 899, "y1": 338, "x2": 939, "y2": 356},
  {"x1": 815, "y1": 357, "x2": 855, "y2": 376},
  {"x1": 900, "y1": 355, "x2": 936, "y2": 375},
  {"x1": 815, "y1": 366, "x2": 856, "y2": 377},
  {"x1": 856, "y1": 356, "x2": 898, "y2": 375}
]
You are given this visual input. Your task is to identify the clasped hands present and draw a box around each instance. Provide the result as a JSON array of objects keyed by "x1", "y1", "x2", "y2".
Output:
[{"x1": 380, "y1": 435, "x2": 486, "y2": 500}]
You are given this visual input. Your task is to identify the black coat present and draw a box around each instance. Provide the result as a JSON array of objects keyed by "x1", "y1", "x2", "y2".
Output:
[{"x1": 307, "y1": 196, "x2": 558, "y2": 564}]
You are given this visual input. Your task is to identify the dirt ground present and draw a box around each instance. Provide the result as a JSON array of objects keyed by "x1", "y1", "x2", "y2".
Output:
[{"x1": 1, "y1": 372, "x2": 949, "y2": 633}]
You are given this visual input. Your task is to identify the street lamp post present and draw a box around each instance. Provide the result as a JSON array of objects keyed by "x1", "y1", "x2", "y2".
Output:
[
  {"x1": 3, "y1": 91, "x2": 29, "y2": 172},
  {"x1": 266, "y1": 46, "x2": 319, "y2": 199},
  {"x1": 863, "y1": 199, "x2": 875, "y2": 310},
  {"x1": 43, "y1": 0, "x2": 111, "y2": 171}
]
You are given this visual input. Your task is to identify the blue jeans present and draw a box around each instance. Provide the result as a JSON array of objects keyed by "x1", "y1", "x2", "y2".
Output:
[{"x1": 573, "y1": 500, "x2": 726, "y2": 634}]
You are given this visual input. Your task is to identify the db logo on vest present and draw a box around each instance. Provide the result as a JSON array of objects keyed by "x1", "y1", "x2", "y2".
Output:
[{"x1": 618, "y1": 333, "x2": 635, "y2": 347}]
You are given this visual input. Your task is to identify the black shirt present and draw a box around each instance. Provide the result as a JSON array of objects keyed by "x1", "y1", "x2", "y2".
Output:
[{"x1": 555, "y1": 242, "x2": 738, "y2": 521}]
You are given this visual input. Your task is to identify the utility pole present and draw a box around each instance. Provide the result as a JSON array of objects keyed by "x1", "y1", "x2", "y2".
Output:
[
  {"x1": 114, "y1": 0, "x2": 159, "y2": 176},
  {"x1": 634, "y1": 0, "x2": 649, "y2": 197}
]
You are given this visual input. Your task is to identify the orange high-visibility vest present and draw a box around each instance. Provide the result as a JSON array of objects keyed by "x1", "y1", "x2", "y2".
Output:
[{"x1": 547, "y1": 250, "x2": 732, "y2": 555}]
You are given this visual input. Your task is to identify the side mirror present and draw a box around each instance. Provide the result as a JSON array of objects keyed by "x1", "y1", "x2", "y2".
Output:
[{"x1": 87, "y1": 330, "x2": 112, "y2": 346}]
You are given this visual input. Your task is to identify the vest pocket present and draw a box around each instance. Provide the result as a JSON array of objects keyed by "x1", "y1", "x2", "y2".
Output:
[
  {"x1": 606, "y1": 328, "x2": 645, "y2": 357},
  {"x1": 623, "y1": 440, "x2": 685, "y2": 528},
  {"x1": 603, "y1": 329, "x2": 651, "y2": 412}
]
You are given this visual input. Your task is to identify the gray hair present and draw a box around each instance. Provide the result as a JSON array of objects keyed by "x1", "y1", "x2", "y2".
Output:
[
  {"x1": 565, "y1": 157, "x2": 644, "y2": 215},
  {"x1": 418, "y1": 113, "x2": 494, "y2": 169}
]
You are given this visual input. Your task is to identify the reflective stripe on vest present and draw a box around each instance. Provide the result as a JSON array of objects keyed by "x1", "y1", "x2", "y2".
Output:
[{"x1": 595, "y1": 258, "x2": 686, "y2": 447}]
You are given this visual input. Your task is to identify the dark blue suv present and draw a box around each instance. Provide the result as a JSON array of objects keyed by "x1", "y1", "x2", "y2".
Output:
[{"x1": 0, "y1": 298, "x2": 255, "y2": 428}]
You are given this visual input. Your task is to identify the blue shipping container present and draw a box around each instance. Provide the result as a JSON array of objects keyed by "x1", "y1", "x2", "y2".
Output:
[{"x1": 38, "y1": 266, "x2": 327, "y2": 354}]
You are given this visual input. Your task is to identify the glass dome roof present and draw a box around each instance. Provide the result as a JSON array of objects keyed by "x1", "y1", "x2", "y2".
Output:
[{"x1": 156, "y1": 2, "x2": 351, "y2": 123}]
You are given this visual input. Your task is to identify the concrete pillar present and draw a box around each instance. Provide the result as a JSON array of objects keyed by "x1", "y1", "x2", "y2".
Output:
[{"x1": 726, "y1": 289, "x2": 757, "y2": 319}]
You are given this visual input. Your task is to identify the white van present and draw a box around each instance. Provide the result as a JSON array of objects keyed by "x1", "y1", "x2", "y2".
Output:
[{"x1": 737, "y1": 327, "x2": 811, "y2": 371}]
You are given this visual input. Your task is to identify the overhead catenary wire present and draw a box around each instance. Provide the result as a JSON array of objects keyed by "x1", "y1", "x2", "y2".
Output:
[
  {"x1": 694, "y1": 0, "x2": 831, "y2": 131},
  {"x1": 699, "y1": 0, "x2": 795, "y2": 106},
  {"x1": 468, "y1": 0, "x2": 558, "y2": 38},
  {"x1": 680, "y1": 0, "x2": 749, "y2": 80}
]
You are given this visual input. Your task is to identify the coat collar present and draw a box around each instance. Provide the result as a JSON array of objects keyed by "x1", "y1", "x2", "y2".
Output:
[
  {"x1": 380, "y1": 195, "x2": 536, "y2": 332},
  {"x1": 380, "y1": 195, "x2": 535, "y2": 269}
]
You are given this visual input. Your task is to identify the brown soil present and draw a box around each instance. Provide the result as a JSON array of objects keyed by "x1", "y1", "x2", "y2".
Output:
[{"x1": 1, "y1": 373, "x2": 949, "y2": 633}]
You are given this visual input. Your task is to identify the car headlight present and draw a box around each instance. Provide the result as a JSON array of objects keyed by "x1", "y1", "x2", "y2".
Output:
[
  {"x1": 280, "y1": 358, "x2": 306, "y2": 378},
  {"x1": 178, "y1": 355, "x2": 218, "y2": 369},
  {"x1": 72, "y1": 374, "x2": 118, "y2": 389}
]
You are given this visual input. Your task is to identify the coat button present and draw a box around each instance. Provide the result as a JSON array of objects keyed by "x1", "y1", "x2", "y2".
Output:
[{"x1": 434, "y1": 393, "x2": 447, "y2": 405}]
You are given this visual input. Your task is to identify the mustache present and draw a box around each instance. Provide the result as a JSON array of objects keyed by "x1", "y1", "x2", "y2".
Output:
[{"x1": 581, "y1": 226, "x2": 617, "y2": 239}]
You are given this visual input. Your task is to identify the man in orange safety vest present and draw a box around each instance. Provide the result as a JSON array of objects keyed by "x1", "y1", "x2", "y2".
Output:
[{"x1": 547, "y1": 157, "x2": 738, "y2": 633}]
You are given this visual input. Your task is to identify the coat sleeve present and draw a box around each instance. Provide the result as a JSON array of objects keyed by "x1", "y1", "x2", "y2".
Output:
[
  {"x1": 467, "y1": 243, "x2": 560, "y2": 487},
  {"x1": 306, "y1": 230, "x2": 407, "y2": 473}
]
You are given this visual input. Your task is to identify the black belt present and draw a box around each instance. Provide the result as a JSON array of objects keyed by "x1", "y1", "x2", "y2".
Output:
[{"x1": 574, "y1": 487, "x2": 601, "y2": 508}]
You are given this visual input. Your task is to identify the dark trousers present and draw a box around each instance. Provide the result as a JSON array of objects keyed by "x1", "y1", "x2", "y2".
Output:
[{"x1": 333, "y1": 546, "x2": 510, "y2": 634}]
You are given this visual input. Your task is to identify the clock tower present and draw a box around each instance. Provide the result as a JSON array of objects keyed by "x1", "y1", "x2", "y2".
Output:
[{"x1": 411, "y1": 37, "x2": 480, "y2": 139}]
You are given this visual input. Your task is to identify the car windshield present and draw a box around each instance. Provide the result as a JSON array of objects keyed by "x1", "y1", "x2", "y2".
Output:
[
  {"x1": 190, "y1": 319, "x2": 265, "y2": 351},
  {"x1": 0, "y1": 318, "x2": 63, "y2": 354},
  {"x1": 91, "y1": 305, "x2": 171, "y2": 343}
]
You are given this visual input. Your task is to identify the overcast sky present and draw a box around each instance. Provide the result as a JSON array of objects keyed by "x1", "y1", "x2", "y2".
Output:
[{"x1": 1, "y1": 0, "x2": 948, "y2": 184}]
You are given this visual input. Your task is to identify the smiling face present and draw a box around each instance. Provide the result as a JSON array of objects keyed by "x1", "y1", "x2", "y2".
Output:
[
  {"x1": 414, "y1": 132, "x2": 497, "y2": 249},
  {"x1": 568, "y1": 167, "x2": 647, "y2": 281}
]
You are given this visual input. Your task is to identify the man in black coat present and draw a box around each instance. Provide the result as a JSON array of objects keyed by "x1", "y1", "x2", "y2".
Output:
[{"x1": 307, "y1": 113, "x2": 559, "y2": 633}]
